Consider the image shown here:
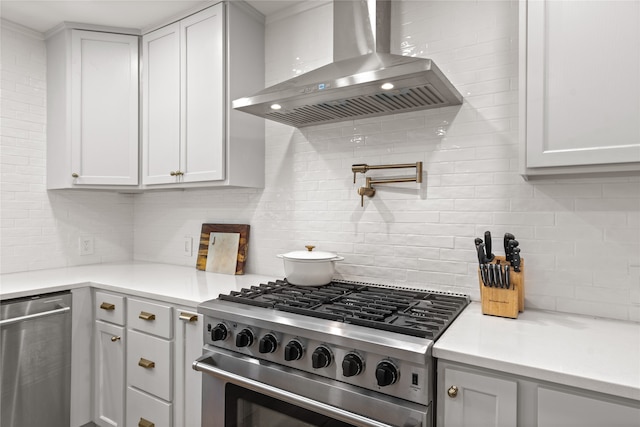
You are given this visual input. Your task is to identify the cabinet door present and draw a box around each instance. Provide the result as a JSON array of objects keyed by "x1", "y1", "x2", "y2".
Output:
[
  {"x1": 142, "y1": 23, "x2": 181, "y2": 185},
  {"x1": 94, "y1": 320, "x2": 125, "y2": 427},
  {"x1": 180, "y1": 4, "x2": 226, "y2": 183},
  {"x1": 173, "y1": 309, "x2": 203, "y2": 427},
  {"x1": 71, "y1": 30, "x2": 139, "y2": 185},
  {"x1": 441, "y1": 366, "x2": 517, "y2": 427},
  {"x1": 523, "y1": 1, "x2": 640, "y2": 170},
  {"x1": 537, "y1": 387, "x2": 640, "y2": 427}
]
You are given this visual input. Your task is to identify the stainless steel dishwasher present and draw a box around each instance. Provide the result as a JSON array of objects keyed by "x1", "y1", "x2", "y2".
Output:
[{"x1": 1, "y1": 290, "x2": 72, "y2": 427}]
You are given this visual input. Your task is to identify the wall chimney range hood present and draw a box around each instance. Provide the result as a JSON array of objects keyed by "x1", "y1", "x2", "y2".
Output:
[{"x1": 232, "y1": 0, "x2": 463, "y2": 128}]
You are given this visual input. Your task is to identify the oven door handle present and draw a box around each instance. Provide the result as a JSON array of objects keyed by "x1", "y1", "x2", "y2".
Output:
[{"x1": 193, "y1": 355, "x2": 397, "y2": 427}]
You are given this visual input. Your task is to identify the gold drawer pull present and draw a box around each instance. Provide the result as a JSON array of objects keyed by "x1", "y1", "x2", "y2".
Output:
[
  {"x1": 179, "y1": 312, "x2": 198, "y2": 322},
  {"x1": 139, "y1": 311, "x2": 156, "y2": 321},
  {"x1": 139, "y1": 418, "x2": 155, "y2": 427},
  {"x1": 100, "y1": 302, "x2": 115, "y2": 311},
  {"x1": 111, "y1": 336, "x2": 121, "y2": 342},
  {"x1": 138, "y1": 358, "x2": 155, "y2": 369}
]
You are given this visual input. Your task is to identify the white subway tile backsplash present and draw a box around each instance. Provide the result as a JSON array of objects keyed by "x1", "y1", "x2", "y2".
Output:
[
  {"x1": 2, "y1": 4, "x2": 638, "y2": 321},
  {"x1": 1, "y1": 20, "x2": 134, "y2": 274}
]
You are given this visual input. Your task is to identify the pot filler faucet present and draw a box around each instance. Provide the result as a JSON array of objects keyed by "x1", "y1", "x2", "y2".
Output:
[{"x1": 352, "y1": 161, "x2": 423, "y2": 206}]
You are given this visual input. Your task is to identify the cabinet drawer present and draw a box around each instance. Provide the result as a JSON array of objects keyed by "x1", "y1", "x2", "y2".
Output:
[
  {"x1": 128, "y1": 298, "x2": 173, "y2": 339},
  {"x1": 95, "y1": 291, "x2": 126, "y2": 325},
  {"x1": 127, "y1": 329, "x2": 172, "y2": 401},
  {"x1": 127, "y1": 386, "x2": 172, "y2": 427}
]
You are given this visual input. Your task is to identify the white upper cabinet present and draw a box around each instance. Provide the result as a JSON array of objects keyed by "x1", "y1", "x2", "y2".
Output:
[
  {"x1": 142, "y1": 23, "x2": 181, "y2": 185},
  {"x1": 520, "y1": 0, "x2": 640, "y2": 177},
  {"x1": 47, "y1": 29, "x2": 139, "y2": 189},
  {"x1": 142, "y1": 2, "x2": 265, "y2": 188}
]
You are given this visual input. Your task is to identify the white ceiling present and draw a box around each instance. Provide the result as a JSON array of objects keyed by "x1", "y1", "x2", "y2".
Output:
[{"x1": 0, "y1": 0, "x2": 299, "y2": 34}]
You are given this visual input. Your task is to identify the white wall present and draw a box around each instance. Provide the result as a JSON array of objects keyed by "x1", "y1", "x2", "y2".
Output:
[
  {"x1": 1, "y1": 2, "x2": 638, "y2": 322},
  {"x1": 1, "y1": 20, "x2": 134, "y2": 273},
  {"x1": 134, "y1": 0, "x2": 639, "y2": 322}
]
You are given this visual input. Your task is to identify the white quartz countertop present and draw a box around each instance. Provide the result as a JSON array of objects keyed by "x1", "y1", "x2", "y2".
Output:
[
  {"x1": 0, "y1": 261, "x2": 277, "y2": 307},
  {"x1": 2, "y1": 262, "x2": 639, "y2": 401},
  {"x1": 433, "y1": 303, "x2": 640, "y2": 401}
]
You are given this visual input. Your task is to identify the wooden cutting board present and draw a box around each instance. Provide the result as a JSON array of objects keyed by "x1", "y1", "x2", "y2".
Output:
[{"x1": 196, "y1": 223, "x2": 250, "y2": 274}]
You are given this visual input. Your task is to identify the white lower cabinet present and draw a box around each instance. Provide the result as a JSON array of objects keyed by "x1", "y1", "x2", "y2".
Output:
[
  {"x1": 537, "y1": 387, "x2": 640, "y2": 427},
  {"x1": 127, "y1": 297, "x2": 174, "y2": 426},
  {"x1": 437, "y1": 360, "x2": 640, "y2": 427},
  {"x1": 94, "y1": 320, "x2": 125, "y2": 427},
  {"x1": 173, "y1": 309, "x2": 203, "y2": 427},
  {"x1": 438, "y1": 362, "x2": 517, "y2": 427},
  {"x1": 92, "y1": 291, "x2": 202, "y2": 427}
]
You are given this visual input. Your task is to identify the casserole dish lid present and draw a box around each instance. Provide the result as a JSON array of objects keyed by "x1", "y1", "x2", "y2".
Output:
[{"x1": 279, "y1": 245, "x2": 341, "y2": 261}]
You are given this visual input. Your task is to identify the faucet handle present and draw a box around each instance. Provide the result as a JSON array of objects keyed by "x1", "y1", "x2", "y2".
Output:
[
  {"x1": 351, "y1": 164, "x2": 369, "y2": 183},
  {"x1": 357, "y1": 184, "x2": 376, "y2": 207}
]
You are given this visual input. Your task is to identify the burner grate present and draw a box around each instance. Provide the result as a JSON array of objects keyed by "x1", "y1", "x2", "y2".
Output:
[{"x1": 217, "y1": 279, "x2": 468, "y2": 339}]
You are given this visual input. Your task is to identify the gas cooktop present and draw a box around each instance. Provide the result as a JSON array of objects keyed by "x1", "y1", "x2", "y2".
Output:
[
  {"x1": 199, "y1": 279, "x2": 470, "y2": 406},
  {"x1": 217, "y1": 279, "x2": 468, "y2": 340}
]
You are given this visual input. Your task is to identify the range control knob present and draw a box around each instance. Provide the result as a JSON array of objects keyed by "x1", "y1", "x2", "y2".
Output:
[
  {"x1": 311, "y1": 346, "x2": 332, "y2": 369},
  {"x1": 284, "y1": 340, "x2": 304, "y2": 361},
  {"x1": 235, "y1": 328, "x2": 254, "y2": 348},
  {"x1": 342, "y1": 353, "x2": 364, "y2": 377},
  {"x1": 375, "y1": 361, "x2": 399, "y2": 387},
  {"x1": 211, "y1": 323, "x2": 228, "y2": 342},
  {"x1": 259, "y1": 334, "x2": 278, "y2": 353}
]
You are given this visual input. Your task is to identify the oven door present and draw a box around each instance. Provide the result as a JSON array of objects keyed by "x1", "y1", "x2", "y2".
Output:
[{"x1": 193, "y1": 347, "x2": 429, "y2": 427}]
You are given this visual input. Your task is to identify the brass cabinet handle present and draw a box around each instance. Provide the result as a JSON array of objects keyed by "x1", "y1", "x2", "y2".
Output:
[
  {"x1": 170, "y1": 171, "x2": 177, "y2": 176},
  {"x1": 138, "y1": 358, "x2": 155, "y2": 369},
  {"x1": 111, "y1": 336, "x2": 121, "y2": 342},
  {"x1": 100, "y1": 302, "x2": 115, "y2": 311},
  {"x1": 179, "y1": 312, "x2": 198, "y2": 322},
  {"x1": 71, "y1": 172, "x2": 79, "y2": 178},
  {"x1": 138, "y1": 311, "x2": 156, "y2": 321},
  {"x1": 138, "y1": 417, "x2": 155, "y2": 427},
  {"x1": 447, "y1": 385, "x2": 458, "y2": 398},
  {"x1": 169, "y1": 171, "x2": 184, "y2": 176}
]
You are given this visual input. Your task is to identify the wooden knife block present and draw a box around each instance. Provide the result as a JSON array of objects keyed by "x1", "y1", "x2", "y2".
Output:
[{"x1": 478, "y1": 256, "x2": 524, "y2": 319}]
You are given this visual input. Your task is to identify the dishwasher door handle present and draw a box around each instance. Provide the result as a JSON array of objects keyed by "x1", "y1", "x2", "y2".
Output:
[{"x1": 0, "y1": 306, "x2": 70, "y2": 327}]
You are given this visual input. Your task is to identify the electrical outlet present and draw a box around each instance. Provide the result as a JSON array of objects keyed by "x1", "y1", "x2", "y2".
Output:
[
  {"x1": 183, "y1": 236, "x2": 193, "y2": 257},
  {"x1": 79, "y1": 235, "x2": 94, "y2": 256}
]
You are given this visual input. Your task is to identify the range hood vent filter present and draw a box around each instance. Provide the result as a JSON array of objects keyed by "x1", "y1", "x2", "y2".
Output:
[
  {"x1": 233, "y1": 1, "x2": 462, "y2": 128},
  {"x1": 265, "y1": 84, "x2": 448, "y2": 128}
]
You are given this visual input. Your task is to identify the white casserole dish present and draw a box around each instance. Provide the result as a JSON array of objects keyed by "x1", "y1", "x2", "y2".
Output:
[{"x1": 277, "y1": 246, "x2": 344, "y2": 286}]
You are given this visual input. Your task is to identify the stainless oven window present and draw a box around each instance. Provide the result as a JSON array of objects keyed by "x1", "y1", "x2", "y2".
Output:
[{"x1": 227, "y1": 383, "x2": 353, "y2": 427}]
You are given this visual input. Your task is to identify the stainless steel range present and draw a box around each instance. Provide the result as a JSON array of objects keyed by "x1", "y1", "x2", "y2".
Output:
[{"x1": 193, "y1": 279, "x2": 469, "y2": 427}]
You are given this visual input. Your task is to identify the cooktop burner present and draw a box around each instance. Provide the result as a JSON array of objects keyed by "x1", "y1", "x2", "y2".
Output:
[{"x1": 218, "y1": 279, "x2": 468, "y2": 339}]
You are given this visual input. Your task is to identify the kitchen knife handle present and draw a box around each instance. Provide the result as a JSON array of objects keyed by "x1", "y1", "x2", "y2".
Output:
[
  {"x1": 476, "y1": 242, "x2": 487, "y2": 265},
  {"x1": 480, "y1": 264, "x2": 488, "y2": 286},
  {"x1": 512, "y1": 248, "x2": 521, "y2": 272},
  {"x1": 504, "y1": 265, "x2": 511, "y2": 289},
  {"x1": 483, "y1": 264, "x2": 491, "y2": 287},
  {"x1": 504, "y1": 233, "x2": 515, "y2": 262},
  {"x1": 484, "y1": 231, "x2": 494, "y2": 261}
]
